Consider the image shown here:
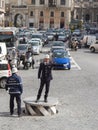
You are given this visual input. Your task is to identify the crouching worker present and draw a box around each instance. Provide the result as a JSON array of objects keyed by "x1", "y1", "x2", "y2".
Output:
[{"x1": 6, "y1": 67, "x2": 23, "y2": 117}]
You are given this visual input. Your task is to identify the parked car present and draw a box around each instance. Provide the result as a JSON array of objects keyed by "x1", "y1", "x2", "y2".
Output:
[
  {"x1": 45, "y1": 32, "x2": 54, "y2": 41},
  {"x1": 31, "y1": 33, "x2": 45, "y2": 45},
  {"x1": 0, "y1": 60, "x2": 11, "y2": 88},
  {"x1": 30, "y1": 38, "x2": 44, "y2": 47},
  {"x1": 28, "y1": 40, "x2": 42, "y2": 54},
  {"x1": 17, "y1": 44, "x2": 31, "y2": 61},
  {"x1": 58, "y1": 33, "x2": 67, "y2": 42},
  {"x1": 51, "y1": 41, "x2": 66, "y2": 50},
  {"x1": 18, "y1": 37, "x2": 29, "y2": 44},
  {"x1": 51, "y1": 50, "x2": 71, "y2": 70},
  {"x1": 89, "y1": 40, "x2": 98, "y2": 52},
  {"x1": 50, "y1": 46, "x2": 65, "y2": 53},
  {"x1": 72, "y1": 29, "x2": 81, "y2": 36}
]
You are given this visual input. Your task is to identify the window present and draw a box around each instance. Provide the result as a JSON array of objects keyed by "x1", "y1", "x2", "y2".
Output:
[
  {"x1": 31, "y1": 0, "x2": 35, "y2": 4},
  {"x1": 60, "y1": 0, "x2": 65, "y2": 5},
  {"x1": 50, "y1": 11, "x2": 54, "y2": 17},
  {"x1": 40, "y1": 11, "x2": 43, "y2": 16},
  {"x1": 61, "y1": 12, "x2": 64, "y2": 17},
  {"x1": 49, "y1": 0, "x2": 56, "y2": 7},
  {"x1": 40, "y1": 0, "x2": 44, "y2": 4},
  {"x1": 29, "y1": 23, "x2": 34, "y2": 27},
  {"x1": 30, "y1": 11, "x2": 33, "y2": 16}
]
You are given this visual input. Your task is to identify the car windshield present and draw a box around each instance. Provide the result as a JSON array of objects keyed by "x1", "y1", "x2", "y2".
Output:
[
  {"x1": 59, "y1": 33, "x2": 65, "y2": 36},
  {"x1": 52, "y1": 41, "x2": 64, "y2": 46},
  {"x1": 32, "y1": 34, "x2": 42, "y2": 39},
  {"x1": 18, "y1": 45, "x2": 27, "y2": 50},
  {"x1": 52, "y1": 48, "x2": 64, "y2": 52},
  {"x1": 53, "y1": 51, "x2": 68, "y2": 58},
  {"x1": 29, "y1": 41, "x2": 39, "y2": 46}
]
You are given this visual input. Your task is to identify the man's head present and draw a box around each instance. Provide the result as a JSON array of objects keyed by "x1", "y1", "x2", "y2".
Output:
[
  {"x1": 12, "y1": 67, "x2": 18, "y2": 74},
  {"x1": 12, "y1": 47, "x2": 16, "y2": 50},
  {"x1": 28, "y1": 47, "x2": 31, "y2": 51},
  {"x1": 44, "y1": 54, "x2": 50, "y2": 62}
]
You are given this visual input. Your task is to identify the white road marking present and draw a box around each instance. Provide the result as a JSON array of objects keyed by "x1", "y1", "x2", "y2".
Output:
[{"x1": 70, "y1": 57, "x2": 81, "y2": 70}]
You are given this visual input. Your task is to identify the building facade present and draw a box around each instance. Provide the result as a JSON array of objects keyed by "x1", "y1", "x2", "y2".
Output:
[
  {"x1": 0, "y1": 0, "x2": 5, "y2": 26},
  {"x1": 74, "y1": 0, "x2": 98, "y2": 25},
  {"x1": 5, "y1": 0, "x2": 74, "y2": 29}
]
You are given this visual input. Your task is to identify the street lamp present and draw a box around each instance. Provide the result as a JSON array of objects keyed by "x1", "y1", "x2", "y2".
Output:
[
  {"x1": 80, "y1": 0, "x2": 83, "y2": 22},
  {"x1": 89, "y1": 0, "x2": 93, "y2": 23}
]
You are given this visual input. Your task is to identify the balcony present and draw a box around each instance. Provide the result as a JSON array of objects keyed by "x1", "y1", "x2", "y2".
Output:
[
  {"x1": 48, "y1": 0, "x2": 56, "y2": 7},
  {"x1": 11, "y1": 5, "x2": 27, "y2": 8}
]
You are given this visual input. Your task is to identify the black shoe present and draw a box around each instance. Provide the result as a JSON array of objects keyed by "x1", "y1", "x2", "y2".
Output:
[
  {"x1": 44, "y1": 99, "x2": 48, "y2": 103},
  {"x1": 35, "y1": 99, "x2": 39, "y2": 103},
  {"x1": 18, "y1": 114, "x2": 21, "y2": 117},
  {"x1": 10, "y1": 113, "x2": 13, "y2": 115},
  {"x1": 10, "y1": 111, "x2": 13, "y2": 115}
]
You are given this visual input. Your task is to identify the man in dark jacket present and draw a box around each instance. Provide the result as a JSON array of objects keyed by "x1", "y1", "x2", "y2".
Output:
[
  {"x1": 35, "y1": 54, "x2": 53, "y2": 102},
  {"x1": 6, "y1": 67, "x2": 23, "y2": 117},
  {"x1": 23, "y1": 47, "x2": 34, "y2": 69}
]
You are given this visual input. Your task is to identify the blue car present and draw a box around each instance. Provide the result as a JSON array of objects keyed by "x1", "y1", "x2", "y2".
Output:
[{"x1": 52, "y1": 50, "x2": 71, "y2": 70}]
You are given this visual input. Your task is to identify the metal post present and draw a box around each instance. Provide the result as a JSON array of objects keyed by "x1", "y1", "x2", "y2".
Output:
[{"x1": 81, "y1": 0, "x2": 83, "y2": 21}]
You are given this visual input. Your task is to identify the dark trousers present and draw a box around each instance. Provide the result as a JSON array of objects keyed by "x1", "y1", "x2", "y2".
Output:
[
  {"x1": 10, "y1": 94, "x2": 21, "y2": 115},
  {"x1": 37, "y1": 79, "x2": 50, "y2": 100}
]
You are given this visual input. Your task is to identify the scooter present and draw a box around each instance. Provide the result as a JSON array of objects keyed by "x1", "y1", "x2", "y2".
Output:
[
  {"x1": 71, "y1": 40, "x2": 78, "y2": 51},
  {"x1": 24, "y1": 56, "x2": 32, "y2": 70}
]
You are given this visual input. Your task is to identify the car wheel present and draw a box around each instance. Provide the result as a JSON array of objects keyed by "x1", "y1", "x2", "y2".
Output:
[
  {"x1": 0, "y1": 78, "x2": 7, "y2": 89},
  {"x1": 90, "y1": 47, "x2": 95, "y2": 52},
  {"x1": 68, "y1": 67, "x2": 71, "y2": 70},
  {"x1": 68, "y1": 64, "x2": 71, "y2": 70}
]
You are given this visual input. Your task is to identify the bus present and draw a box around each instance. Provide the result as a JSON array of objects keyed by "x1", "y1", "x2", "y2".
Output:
[
  {"x1": 69, "y1": 19, "x2": 82, "y2": 32},
  {"x1": 0, "y1": 27, "x2": 19, "y2": 52}
]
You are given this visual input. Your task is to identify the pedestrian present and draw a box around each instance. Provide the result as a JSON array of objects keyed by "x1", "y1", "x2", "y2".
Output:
[
  {"x1": 32, "y1": 55, "x2": 35, "y2": 69},
  {"x1": 6, "y1": 67, "x2": 23, "y2": 117},
  {"x1": 55, "y1": 33, "x2": 58, "y2": 41},
  {"x1": 35, "y1": 54, "x2": 53, "y2": 103}
]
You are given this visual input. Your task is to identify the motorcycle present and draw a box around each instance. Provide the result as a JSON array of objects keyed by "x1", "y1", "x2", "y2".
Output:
[
  {"x1": 71, "y1": 40, "x2": 78, "y2": 51},
  {"x1": 24, "y1": 56, "x2": 32, "y2": 70}
]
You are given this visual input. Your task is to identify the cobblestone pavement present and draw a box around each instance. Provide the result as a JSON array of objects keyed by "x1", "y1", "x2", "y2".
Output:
[{"x1": 0, "y1": 48, "x2": 98, "y2": 130}]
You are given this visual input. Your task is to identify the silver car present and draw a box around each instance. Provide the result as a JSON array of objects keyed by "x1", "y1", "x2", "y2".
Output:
[{"x1": 28, "y1": 40, "x2": 42, "y2": 55}]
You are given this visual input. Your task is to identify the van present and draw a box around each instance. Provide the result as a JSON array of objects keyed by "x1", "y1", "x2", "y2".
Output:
[
  {"x1": 82, "y1": 35, "x2": 96, "y2": 48},
  {"x1": 0, "y1": 42, "x2": 7, "y2": 59}
]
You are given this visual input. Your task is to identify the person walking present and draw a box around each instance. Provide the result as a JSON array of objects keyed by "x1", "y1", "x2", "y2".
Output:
[
  {"x1": 35, "y1": 54, "x2": 53, "y2": 103},
  {"x1": 6, "y1": 67, "x2": 23, "y2": 117}
]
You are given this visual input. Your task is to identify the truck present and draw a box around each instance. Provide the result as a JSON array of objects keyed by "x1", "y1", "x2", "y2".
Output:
[{"x1": 82, "y1": 35, "x2": 96, "y2": 48}]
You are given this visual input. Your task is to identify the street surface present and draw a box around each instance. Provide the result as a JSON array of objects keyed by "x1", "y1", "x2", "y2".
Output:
[{"x1": 0, "y1": 47, "x2": 98, "y2": 130}]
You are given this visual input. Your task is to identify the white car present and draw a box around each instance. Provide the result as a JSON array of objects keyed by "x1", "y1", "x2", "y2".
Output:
[
  {"x1": 30, "y1": 38, "x2": 43, "y2": 47},
  {"x1": 89, "y1": 40, "x2": 98, "y2": 52},
  {"x1": 0, "y1": 60, "x2": 12, "y2": 88},
  {"x1": 28, "y1": 40, "x2": 42, "y2": 54}
]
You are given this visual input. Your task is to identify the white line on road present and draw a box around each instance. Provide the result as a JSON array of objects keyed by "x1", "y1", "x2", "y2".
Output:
[{"x1": 70, "y1": 57, "x2": 81, "y2": 70}]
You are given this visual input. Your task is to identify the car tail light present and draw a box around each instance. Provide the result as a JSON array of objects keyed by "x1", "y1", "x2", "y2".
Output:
[{"x1": 8, "y1": 63, "x2": 11, "y2": 76}]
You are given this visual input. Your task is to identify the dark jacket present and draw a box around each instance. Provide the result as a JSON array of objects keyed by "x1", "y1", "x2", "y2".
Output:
[
  {"x1": 6, "y1": 73, "x2": 23, "y2": 94},
  {"x1": 38, "y1": 62, "x2": 53, "y2": 81}
]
